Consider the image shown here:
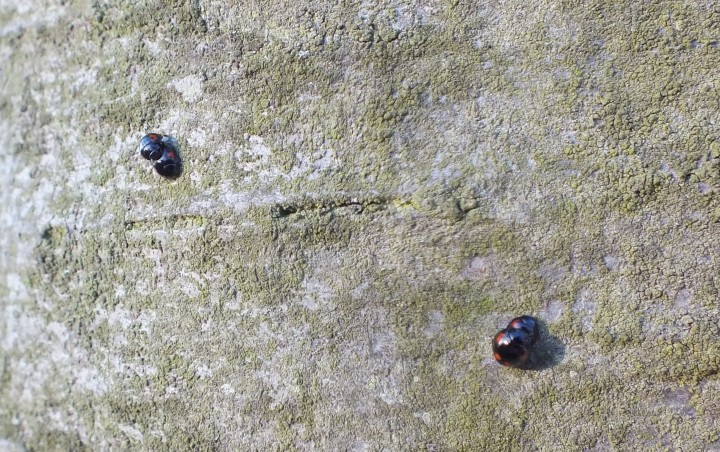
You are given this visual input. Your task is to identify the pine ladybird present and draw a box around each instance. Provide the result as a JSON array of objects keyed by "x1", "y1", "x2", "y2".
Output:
[
  {"x1": 507, "y1": 315, "x2": 539, "y2": 346},
  {"x1": 492, "y1": 315, "x2": 541, "y2": 368},
  {"x1": 492, "y1": 328, "x2": 533, "y2": 367},
  {"x1": 138, "y1": 133, "x2": 183, "y2": 178},
  {"x1": 154, "y1": 150, "x2": 182, "y2": 178},
  {"x1": 139, "y1": 133, "x2": 164, "y2": 160}
]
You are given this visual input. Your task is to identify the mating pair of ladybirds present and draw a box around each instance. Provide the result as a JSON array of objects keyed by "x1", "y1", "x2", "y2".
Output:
[
  {"x1": 139, "y1": 133, "x2": 182, "y2": 178},
  {"x1": 492, "y1": 315, "x2": 540, "y2": 368}
]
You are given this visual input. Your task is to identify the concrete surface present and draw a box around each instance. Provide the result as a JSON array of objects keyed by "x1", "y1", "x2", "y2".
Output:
[{"x1": 1, "y1": 0, "x2": 720, "y2": 450}]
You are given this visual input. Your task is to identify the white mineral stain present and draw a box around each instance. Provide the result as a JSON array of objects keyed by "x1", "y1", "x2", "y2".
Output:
[
  {"x1": 118, "y1": 424, "x2": 144, "y2": 442},
  {"x1": 422, "y1": 310, "x2": 445, "y2": 338},
  {"x1": 71, "y1": 68, "x2": 97, "y2": 91},
  {"x1": 540, "y1": 300, "x2": 565, "y2": 322},
  {"x1": 187, "y1": 128, "x2": 207, "y2": 147},
  {"x1": 179, "y1": 280, "x2": 200, "y2": 298},
  {"x1": 300, "y1": 276, "x2": 333, "y2": 311},
  {"x1": 167, "y1": 74, "x2": 204, "y2": 103}
]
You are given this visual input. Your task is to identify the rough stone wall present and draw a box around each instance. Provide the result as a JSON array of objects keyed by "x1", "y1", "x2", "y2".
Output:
[{"x1": 1, "y1": 0, "x2": 720, "y2": 450}]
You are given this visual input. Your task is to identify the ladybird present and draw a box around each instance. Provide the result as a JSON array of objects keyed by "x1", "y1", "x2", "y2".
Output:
[
  {"x1": 492, "y1": 328, "x2": 534, "y2": 367},
  {"x1": 507, "y1": 315, "x2": 539, "y2": 346},
  {"x1": 138, "y1": 133, "x2": 183, "y2": 178},
  {"x1": 139, "y1": 133, "x2": 164, "y2": 161},
  {"x1": 154, "y1": 150, "x2": 182, "y2": 178},
  {"x1": 492, "y1": 315, "x2": 541, "y2": 368}
]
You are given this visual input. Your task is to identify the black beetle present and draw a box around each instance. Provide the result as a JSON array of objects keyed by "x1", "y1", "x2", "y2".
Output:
[
  {"x1": 139, "y1": 133, "x2": 164, "y2": 161},
  {"x1": 139, "y1": 133, "x2": 182, "y2": 178},
  {"x1": 507, "y1": 315, "x2": 539, "y2": 346},
  {"x1": 492, "y1": 315, "x2": 540, "y2": 368}
]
